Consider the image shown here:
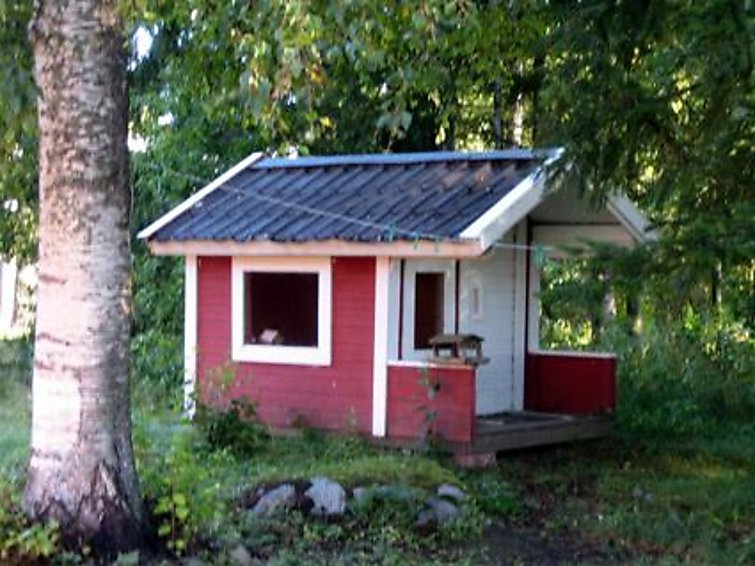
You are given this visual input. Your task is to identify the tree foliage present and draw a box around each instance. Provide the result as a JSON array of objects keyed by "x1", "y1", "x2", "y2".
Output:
[
  {"x1": 540, "y1": 0, "x2": 755, "y2": 321},
  {"x1": 0, "y1": 0, "x2": 36, "y2": 260},
  {"x1": 0, "y1": 0, "x2": 751, "y2": 357}
]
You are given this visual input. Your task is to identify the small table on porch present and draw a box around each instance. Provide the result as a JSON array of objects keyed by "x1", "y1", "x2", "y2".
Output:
[{"x1": 428, "y1": 333, "x2": 489, "y2": 366}]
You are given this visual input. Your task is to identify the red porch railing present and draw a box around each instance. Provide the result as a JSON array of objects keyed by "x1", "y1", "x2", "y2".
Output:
[
  {"x1": 386, "y1": 362, "x2": 476, "y2": 442},
  {"x1": 525, "y1": 350, "x2": 616, "y2": 414}
]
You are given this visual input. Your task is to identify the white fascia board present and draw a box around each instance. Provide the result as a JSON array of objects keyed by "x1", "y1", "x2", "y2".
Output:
[
  {"x1": 459, "y1": 148, "x2": 564, "y2": 252},
  {"x1": 607, "y1": 194, "x2": 658, "y2": 243},
  {"x1": 147, "y1": 238, "x2": 484, "y2": 258},
  {"x1": 459, "y1": 172, "x2": 546, "y2": 251},
  {"x1": 137, "y1": 152, "x2": 265, "y2": 240}
]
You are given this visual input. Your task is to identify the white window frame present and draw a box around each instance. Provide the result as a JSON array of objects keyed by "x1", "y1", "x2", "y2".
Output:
[
  {"x1": 401, "y1": 259, "x2": 456, "y2": 361},
  {"x1": 231, "y1": 257, "x2": 332, "y2": 366}
]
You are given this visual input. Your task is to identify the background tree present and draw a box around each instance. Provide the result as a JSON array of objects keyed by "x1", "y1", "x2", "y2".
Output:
[
  {"x1": 23, "y1": 0, "x2": 145, "y2": 552},
  {"x1": 539, "y1": 0, "x2": 755, "y2": 324},
  {"x1": 0, "y1": 0, "x2": 37, "y2": 261}
]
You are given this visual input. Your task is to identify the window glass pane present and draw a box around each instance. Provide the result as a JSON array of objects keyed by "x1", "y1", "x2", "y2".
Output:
[
  {"x1": 414, "y1": 272, "x2": 444, "y2": 349},
  {"x1": 244, "y1": 272, "x2": 319, "y2": 347}
]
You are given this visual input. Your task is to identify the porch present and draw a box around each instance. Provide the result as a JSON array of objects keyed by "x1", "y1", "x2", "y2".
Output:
[{"x1": 384, "y1": 349, "x2": 616, "y2": 458}]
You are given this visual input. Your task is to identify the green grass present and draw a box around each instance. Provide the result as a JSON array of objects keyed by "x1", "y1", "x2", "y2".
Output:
[
  {"x1": 0, "y1": 340, "x2": 31, "y2": 488},
  {"x1": 3, "y1": 335, "x2": 755, "y2": 564},
  {"x1": 495, "y1": 433, "x2": 755, "y2": 564}
]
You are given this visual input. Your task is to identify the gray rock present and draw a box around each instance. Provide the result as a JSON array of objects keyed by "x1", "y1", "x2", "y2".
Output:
[
  {"x1": 250, "y1": 484, "x2": 296, "y2": 517},
  {"x1": 229, "y1": 544, "x2": 253, "y2": 566},
  {"x1": 352, "y1": 486, "x2": 367, "y2": 502},
  {"x1": 632, "y1": 485, "x2": 653, "y2": 502},
  {"x1": 437, "y1": 483, "x2": 467, "y2": 502},
  {"x1": 416, "y1": 498, "x2": 460, "y2": 527},
  {"x1": 306, "y1": 476, "x2": 346, "y2": 516}
]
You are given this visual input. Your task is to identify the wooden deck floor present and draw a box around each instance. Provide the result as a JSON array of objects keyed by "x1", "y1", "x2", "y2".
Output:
[{"x1": 454, "y1": 411, "x2": 613, "y2": 455}]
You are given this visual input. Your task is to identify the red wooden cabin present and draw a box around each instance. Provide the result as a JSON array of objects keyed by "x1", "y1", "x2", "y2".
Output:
[{"x1": 139, "y1": 150, "x2": 652, "y2": 459}]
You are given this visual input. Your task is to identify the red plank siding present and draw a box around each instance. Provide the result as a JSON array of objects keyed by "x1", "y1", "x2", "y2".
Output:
[
  {"x1": 196, "y1": 256, "x2": 375, "y2": 433},
  {"x1": 524, "y1": 352, "x2": 616, "y2": 414},
  {"x1": 386, "y1": 364, "x2": 476, "y2": 443}
]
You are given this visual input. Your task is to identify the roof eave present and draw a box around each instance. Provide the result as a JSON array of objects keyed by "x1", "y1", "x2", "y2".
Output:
[
  {"x1": 458, "y1": 148, "x2": 563, "y2": 251},
  {"x1": 606, "y1": 194, "x2": 658, "y2": 242},
  {"x1": 137, "y1": 151, "x2": 265, "y2": 240},
  {"x1": 146, "y1": 238, "x2": 485, "y2": 259}
]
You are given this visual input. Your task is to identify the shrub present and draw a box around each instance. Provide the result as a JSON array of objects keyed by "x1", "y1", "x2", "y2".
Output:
[
  {"x1": 137, "y1": 424, "x2": 227, "y2": 555},
  {"x1": 605, "y1": 312, "x2": 755, "y2": 440},
  {"x1": 0, "y1": 486, "x2": 60, "y2": 563},
  {"x1": 196, "y1": 397, "x2": 270, "y2": 457}
]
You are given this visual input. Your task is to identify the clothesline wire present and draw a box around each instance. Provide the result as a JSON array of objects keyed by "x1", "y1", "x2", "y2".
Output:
[{"x1": 141, "y1": 162, "x2": 556, "y2": 254}]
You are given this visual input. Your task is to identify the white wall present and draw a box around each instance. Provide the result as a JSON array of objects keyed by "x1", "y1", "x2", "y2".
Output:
[
  {"x1": 388, "y1": 224, "x2": 527, "y2": 415},
  {"x1": 458, "y1": 225, "x2": 530, "y2": 415},
  {"x1": 459, "y1": 246, "x2": 514, "y2": 414},
  {"x1": 384, "y1": 226, "x2": 530, "y2": 416}
]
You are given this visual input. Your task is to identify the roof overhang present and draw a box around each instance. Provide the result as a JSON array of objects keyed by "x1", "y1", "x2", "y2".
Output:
[
  {"x1": 137, "y1": 152, "x2": 265, "y2": 241},
  {"x1": 146, "y1": 238, "x2": 485, "y2": 258},
  {"x1": 138, "y1": 146, "x2": 654, "y2": 259},
  {"x1": 606, "y1": 194, "x2": 657, "y2": 242},
  {"x1": 459, "y1": 148, "x2": 563, "y2": 251}
]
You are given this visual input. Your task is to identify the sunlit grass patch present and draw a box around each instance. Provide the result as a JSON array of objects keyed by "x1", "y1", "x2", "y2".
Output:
[{"x1": 0, "y1": 339, "x2": 31, "y2": 487}]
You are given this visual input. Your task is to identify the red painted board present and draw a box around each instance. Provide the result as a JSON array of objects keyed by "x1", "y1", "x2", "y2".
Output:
[
  {"x1": 386, "y1": 364, "x2": 476, "y2": 443},
  {"x1": 525, "y1": 352, "x2": 616, "y2": 414},
  {"x1": 196, "y1": 256, "x2": 376, "y2": 434}
]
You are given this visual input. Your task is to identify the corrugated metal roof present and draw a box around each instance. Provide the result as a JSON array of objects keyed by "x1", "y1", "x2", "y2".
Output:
[{"x1": 150, "y1": 150, "x2": 550, "y2": 243}]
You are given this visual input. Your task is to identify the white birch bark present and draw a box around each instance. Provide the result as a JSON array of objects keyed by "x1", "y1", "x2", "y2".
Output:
[{"x1": 23, "y1": 0, "x2": 145, "y2": 552}]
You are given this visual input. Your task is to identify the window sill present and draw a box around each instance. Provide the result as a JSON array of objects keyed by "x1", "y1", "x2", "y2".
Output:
[{"x1": 232, "y1": 343, "x2": 332, "y2": 366}]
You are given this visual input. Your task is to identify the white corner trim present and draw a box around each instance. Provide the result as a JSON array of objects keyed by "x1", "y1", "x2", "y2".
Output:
[
  {"x1": 231, "y1": 256, "x2": 332, "y2": 366},
  {"x1": 184, "y1": 255, "x2": 198, "y2": 418},
  {"x1": 607, "y1": 194, "x2": 658, "y2": 242},
  {"x1": 372, "y1": 257, "x2": 390, "y2": 437},
  {"x1": 512, "y1": 221, "x2": 528, "y2": 411},
  {"x1": 527, "y1": 252, "x2": 541, "y2": 351},
  {"x1": 137, "y1": 152, "x2": 265, "y2": 240}
]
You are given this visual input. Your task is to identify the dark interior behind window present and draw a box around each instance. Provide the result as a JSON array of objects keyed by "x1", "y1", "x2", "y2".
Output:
[
  {"x1": 414, "y1": 272, "x2": 444, "y2": 349},
  {"x1": 244, "y1": 272, "x2": 319, "y2": 347}
]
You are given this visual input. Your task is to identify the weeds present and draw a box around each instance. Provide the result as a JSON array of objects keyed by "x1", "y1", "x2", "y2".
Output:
[
  {"x1": 3, "y1": 331, "x2": 755, "y2": 564},
  {"x1": 196, "y1": 397, "x2": 270, "y2": 457}
]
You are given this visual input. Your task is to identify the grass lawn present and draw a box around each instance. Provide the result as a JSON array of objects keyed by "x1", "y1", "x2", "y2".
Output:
[
  {"x1": 492, "y1": 434, "x2": 755, "y2": 564},
  {"x1": 0, "y1": 340, "x2": 30, "y2": 487},
  {"x1": 2, "y1": 337, "x2": 754, "y2": 563}
]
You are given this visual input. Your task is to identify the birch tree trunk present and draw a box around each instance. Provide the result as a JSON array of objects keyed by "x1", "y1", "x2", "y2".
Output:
[{"x1": 23, "y1": 0, "x2": 145, "y2": 552}]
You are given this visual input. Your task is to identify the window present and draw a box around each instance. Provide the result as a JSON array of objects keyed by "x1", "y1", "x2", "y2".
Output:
[
  {"x1": 414, "y1": 272, "x2": 445, "y2": 349},
  {"x1": 232, "y1": 257, "x2": 332, "y2": 365},
  {"x1": 244, "y1": 272, "x2": 319, "y2": 346}
]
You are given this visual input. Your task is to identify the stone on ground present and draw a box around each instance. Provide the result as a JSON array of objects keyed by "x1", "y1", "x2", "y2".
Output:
[
  {"x1": 306, "y1": 476, "x2": 346, "y2": 516},
  {"x1": 229, "y1": 544, "x2": 254, "y2": 566},
  {"x1": 250, "y1": 484, "x2": 296, "y2": 517},
  {"x1": 437, "y1": 483, "x2": 467, "y2": 502},
  {"x1": 416, "y1": 498, "x2": 460, "y2": 527}
]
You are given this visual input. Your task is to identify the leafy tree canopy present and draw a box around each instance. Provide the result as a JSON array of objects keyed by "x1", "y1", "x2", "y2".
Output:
[{"x1": 1, "y1": 0, "x2": 752, "y2": 324}]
